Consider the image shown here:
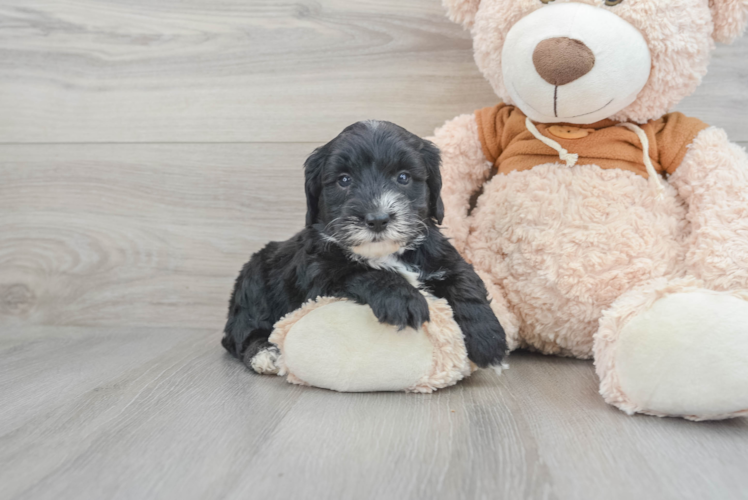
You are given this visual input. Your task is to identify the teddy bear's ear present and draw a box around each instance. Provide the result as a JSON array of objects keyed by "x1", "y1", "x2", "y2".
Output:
[
  {"x1": 442, "y1": 0, "x2": 482, "y2": 29},
  {"x1": 710, "y1": 0, "x2": 748, "y2": 44}
]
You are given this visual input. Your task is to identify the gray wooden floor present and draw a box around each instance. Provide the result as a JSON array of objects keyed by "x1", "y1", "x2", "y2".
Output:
[{"x1": 1, "y1": 1, "x2": 747, "y2": 499}]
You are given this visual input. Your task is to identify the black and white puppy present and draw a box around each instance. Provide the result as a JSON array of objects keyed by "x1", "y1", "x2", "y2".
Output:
[{"x1": 222, "y1": 120, "x2": 506, "y2": 373}]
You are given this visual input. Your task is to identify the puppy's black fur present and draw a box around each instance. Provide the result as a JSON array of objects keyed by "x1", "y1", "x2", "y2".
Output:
[{"x1": 222, "y1": 120, "x2": 506, "y2": 370}]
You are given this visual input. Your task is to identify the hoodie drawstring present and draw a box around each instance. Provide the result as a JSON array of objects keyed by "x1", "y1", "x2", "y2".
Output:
[{"x1": 525, "y1": 117, "x2": 665, "y2": 199}]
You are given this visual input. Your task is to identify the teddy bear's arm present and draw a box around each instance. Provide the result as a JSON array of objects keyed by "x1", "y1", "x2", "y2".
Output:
[
  {"x1": 430, "y1": 113, "x2": 494, "y2": 254},
  {"x1": 668, "y1": 127, "x2": 748, "y2": 290}
]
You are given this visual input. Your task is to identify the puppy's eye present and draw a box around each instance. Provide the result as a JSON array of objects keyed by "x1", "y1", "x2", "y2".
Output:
[
  {"x1": 338, "y1": 174, "x2": 352, "y2": 187},
  {"x1": 540, "y1": 0, "x2": 555, "y2": 3},
  {"x1": 397, "y1": 172, "x2": 411, "y2": 185},
  {"x1": 604, "y1": 0, "x2": 623, "y2": 5}
]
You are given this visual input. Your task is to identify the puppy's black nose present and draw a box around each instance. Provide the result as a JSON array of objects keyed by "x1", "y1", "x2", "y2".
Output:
[{"x1": 365, "y1": 213, "x2": 390, "y2": 233}]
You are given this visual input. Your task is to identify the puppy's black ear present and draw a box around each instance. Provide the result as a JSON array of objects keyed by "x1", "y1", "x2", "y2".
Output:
[
  {"x1": 304, "y1": 144, "x2": 328, "y2": 227},
  {"x1": 421, "y1": 139, "x2": 444, "y2": 225}
]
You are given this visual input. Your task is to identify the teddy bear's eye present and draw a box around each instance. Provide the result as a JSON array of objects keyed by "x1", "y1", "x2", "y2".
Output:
[
  {"x1": 605, "y1": 0, "x2": 623, "y2": 5},
  {"x1": 540, "y1": 0, "x2": 555, "y2": 3}
]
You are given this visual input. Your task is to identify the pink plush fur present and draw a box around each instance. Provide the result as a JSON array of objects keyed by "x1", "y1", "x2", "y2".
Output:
[
  {"x1": 407, "y1": 295, "x2": 475, "y2": 393},
  {"x1": 462, "y1": 162, "x2": 688, "y2": 358},
  {"x1": 710, "y1": 0, "x2": 748, "y2": 43},
  {"x1": 669, "y1": 128, "x2": 748, "y2": 291},
  {"x1": 432, "y1": 113, "x2": 493, "y2": 255},
  {"x1": 442, "y1": 0, "x2": 481, "y2": 28}
]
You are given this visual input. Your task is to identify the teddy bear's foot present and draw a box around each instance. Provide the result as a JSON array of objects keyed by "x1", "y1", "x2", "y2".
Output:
[
  {"x1": 596, "y1": 280, "x2": 748, "y2": 420},
  {"x1": 269, "y1": 296, "x2": 473, "y2": 392}
]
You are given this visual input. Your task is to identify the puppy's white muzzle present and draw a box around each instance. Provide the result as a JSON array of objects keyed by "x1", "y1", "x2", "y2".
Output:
[
  {"x1": 502, "y1": 3, "x2": 651, "y2": 124},
  {"x1": 347, "y1": 191, "x2": 417, "y2": 259}
]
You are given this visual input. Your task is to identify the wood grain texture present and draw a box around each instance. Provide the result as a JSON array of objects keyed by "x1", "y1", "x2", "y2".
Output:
[
  {"x1": 0, "y1": 0, "x2": 746, "y2": 143},
  {"x1": 0, "y1": 143, "x2": 308, "y2": 329},
  {"x1": 0, "y1": 0, "x2": 487, "y2": 143},
  {"x1": 1, "y1": 339, "x2": 746, "y2": 500}
]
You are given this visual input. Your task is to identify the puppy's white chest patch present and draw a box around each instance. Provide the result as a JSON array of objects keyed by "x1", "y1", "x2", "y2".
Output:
[
  {"x1": 351, "y1": 241, "x2": 402, "y2": 259},
  {"x1": 365, "y1": 254, "x2": 422, "y2": 288}
]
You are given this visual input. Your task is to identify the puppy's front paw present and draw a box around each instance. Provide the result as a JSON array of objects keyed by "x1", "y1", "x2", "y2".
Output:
[
  {"x1": 458, "y1": 307, "x2": 508, "y2": 368},
  {"x1": 243, "y1": 341, "x2": 280, "y2": 375},
  {"x1": 370, "y1": 288, "x2": 430, "y2": 331},
  {"x1": 464, "y1": 327, "x2": 506, "y2": 368}
]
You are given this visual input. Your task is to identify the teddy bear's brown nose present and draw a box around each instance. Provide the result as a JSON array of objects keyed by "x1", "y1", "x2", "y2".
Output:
[{"x1": 532, "y1": 37, "x2": 596, "y2": 86}]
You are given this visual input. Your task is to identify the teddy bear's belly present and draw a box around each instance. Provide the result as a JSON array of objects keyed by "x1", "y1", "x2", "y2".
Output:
[{"x1": 464, "y1": 164, "x2": 689, "y2": 358}]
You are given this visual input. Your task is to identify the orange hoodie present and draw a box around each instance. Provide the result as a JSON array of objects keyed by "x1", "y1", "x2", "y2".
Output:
[{"x1": 475, "y1": 104, "x2": 709, "y2": 178}]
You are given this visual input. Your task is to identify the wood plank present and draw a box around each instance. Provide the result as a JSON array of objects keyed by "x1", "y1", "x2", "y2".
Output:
[
  {"x1": 230, "y1": 353, "x2": 748, "y2": 500},
  {"x1": 1, "y1": 336, "x2": 746, "y2": 500},
  {"x1": 0, "y1": 325, "x2": 211, "y2": 435},
  {"x1": 0, "y1": 326, "x2": 306, "y2": 500},
  {"x1": 1, "y1": 1, "x2": 745, "y2": 144},
  {"x1": 0, "y1": 0, "x2": 489, "y2": 143},
  {"x1": 0, "y1": 143, "x2": 309, "y2": 329}
]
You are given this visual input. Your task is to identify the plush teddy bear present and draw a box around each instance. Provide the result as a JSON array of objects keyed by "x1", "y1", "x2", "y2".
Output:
[{"x1": 433, "y1": 0, "x2": 748, "y2": 420}]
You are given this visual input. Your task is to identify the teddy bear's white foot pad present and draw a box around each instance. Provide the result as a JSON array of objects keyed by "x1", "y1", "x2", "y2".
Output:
[
  {"x1": 615, "y1": 291, "x2": 748, "y2": 420},
  {"x1": 279, "y1": 301, "x2": 435, "y2": 392},
  {"x1": 269, "y1": 296, "x2": 473, "y2": 393}
]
